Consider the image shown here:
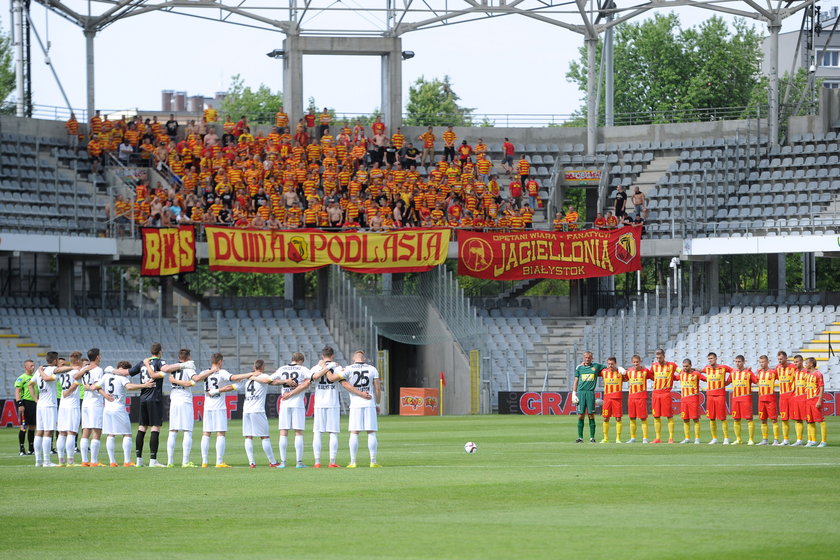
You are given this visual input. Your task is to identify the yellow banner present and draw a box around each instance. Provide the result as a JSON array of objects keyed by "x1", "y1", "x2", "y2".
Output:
[
  {"x1": 206, "y1": 227, "x2": 451, "y2": 273},
  {"x1": 141, "y1": 226, "x2": 196, "y2": 276}
]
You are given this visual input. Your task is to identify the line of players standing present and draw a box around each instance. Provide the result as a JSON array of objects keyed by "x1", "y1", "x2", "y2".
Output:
[
  {"x1": 14, "y1": 343, "x2": 383, "y2": 468},
  {"x1": 572, "y1": 349, "x2": 828, "y2": 447}
]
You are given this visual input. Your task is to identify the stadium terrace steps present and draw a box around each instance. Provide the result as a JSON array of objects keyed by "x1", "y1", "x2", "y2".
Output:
[
  {"x1": 633, "y1": 155, "x2": 679, "y2": 197},
  {"x1": 525, "y1": 317, "x2": 592, "y2": 392}
]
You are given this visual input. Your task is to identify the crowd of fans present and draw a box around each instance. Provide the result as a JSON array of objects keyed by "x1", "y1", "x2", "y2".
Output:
[{"x1": 70, "y1": 108, "x2": 564, "y2": 233}]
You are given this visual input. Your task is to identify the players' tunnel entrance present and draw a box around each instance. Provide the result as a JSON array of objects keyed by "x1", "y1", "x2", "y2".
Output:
[{"x1": 378, "y1": 336, "x2": 420, "y2": 413}]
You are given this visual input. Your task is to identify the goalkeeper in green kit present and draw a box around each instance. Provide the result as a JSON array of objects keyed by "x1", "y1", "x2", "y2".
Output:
[{"x1": 572, "y1": 351, "x2": 605, "y2": 443}]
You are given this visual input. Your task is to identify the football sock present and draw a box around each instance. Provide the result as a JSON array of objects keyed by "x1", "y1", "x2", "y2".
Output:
[
  {"x1": 33, "y1": 435, "x2": 42, "y2": 464},
  {"x1": 215, "y1": 435, "x2": 226, "y2": 465},
  {"x1": 773, "y1": 422, "x2": 780, "y2": 441},
  {"x1": 245, "y1": 438, "x2": 255, "y2": 464},
  {"x1": 615, "y1": 420, "x2": 622, "y2": 441},
  {"x1": 641, "y1": 421, "x2": 649, "y2": 440},
  {"x1": 80, "y1": 437, "x2": 89, "y2": 463},
  {"x1": 734, "y1": 420, "x2": 742, "y2": 441},
  {"x1": 722, "y1": 421, "x2": 730, "y2": 439},
  {"x1": 167, "y1": 431, "x2": 177, "y2": 465},
  {"x1": 122, "y1": 436, "x2": 133, "y2": 463},
  {"x1": 57, "y1": 434, "x2": 66, "y2": 463},
  {"x1": 312, "y1": 431, "x2": 322, "y2": 464},
  {"x1": 90, "y1": 439, "x2": 101, "y2": 464},
  {"x1": 602, "y1": 421, "x2": 610, "y2": 441},
  {"x1": 761, "y1": 423, "x2": 769, "y2": 440},
  {"x1": 694, "y1": 421, "x2": 701, "y2": 440},
  {"x1": 182, "y1": 432, "x2": 192, "y2": 464},
  {"x1": 782, "y1": 420, "x2": 790, "y2": 440},
  {"x1": 294, "y1": 435, "x2": 304, "y2": 463},
  {"x1": 368, "y1": 433, "x2": 378, "y2": 463},
  {"x1": 683, "y1": 422, "x2": 691, "y2": 440},
  {"x1": 262, "y1": 438, "x2": 276, "y2": 464},
  {"x1": 65, "y1": 434, "x2": 76, "y2": 462},
  {"x1": 577, "y1": 418, "x2": 584, "y2": 439},
  {"x1": 654, "y1": 418, "x2": 662, "y2": 439},
  {"x1": 279, "y1": 435, "x2": 288, "y2": 463},
  {"x1": 807, "y1": 423, "x2": 817, "y2": 442},
  {"x1": 201, "y1": 435, "x2": 210, "y2": 464},
  {"x1": 135, "y1": 430, "x2": 146, "y2": 459},
  {"x1": 42, "y1": 434, "x2": 51, "y2": 459},
  {"x1": 106, "y1": 436, "x2": 116, "y2": 464},
  {"x1": 710, "y1": 420, "x2": 718, "y2": 440},
  {"x1": 149, "y1": 431, "x2": 160, "y2": 460},
  {"x1": 349, "y1": 433, "x2": 359, "y2": 464},
  {"x1": 18, "y1": 430, "x2": 25, "y2": 448},
  {"x1": 795, "y1": 422, "x2": 804, "y2": 441},
  {"x1": 27, "y1": 430, "x2": 35, "y2": 452},
  {"x1": 588, "y1": 418, "x2": 596, "y2": 439},
  {"x1": 630, "y1": 419, "x2": 637, "y2": 439},
  {"x1": 820, "y1": 421, "x2": 827, "y2": 443},
  {"x1": 747, "y1": 420, "x2": 755, "y2": 441},
  {"x1": 329, "y1": 433, "x2": 338, "y2": 462},
  {"x1": 667, "y1": 418, "x2": 674, "y2": 439}
]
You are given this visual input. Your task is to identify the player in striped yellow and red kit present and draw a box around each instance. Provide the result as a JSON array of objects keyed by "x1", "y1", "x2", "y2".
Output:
[
  {"x1": 802, "y1": 357, "x2": 828, "y2": 447},
  {"x1": 728, "y1": 355, "x2": 758, "y2": 445},
  {"x1": 703, "y1": 352, "x2": 732, "y2": 444},
  {"x1": 650, "y1": 349, "x2": 678, "y2": 444},
  {"x1": 625, "y1": 355, "x2": 653, "y2": 443},
  {"x1": 599, "y1": 357, "x2": 627, "y2": 443},
  {"x1": 676, "y1": 359, "x2": 706, "y2": 444},
  {"x1": 754, "y1": 355, "x2": 780, "y2": 446},
  {"x1": 776, "y1": 352, "x2": 799, "y2": 445},
  {"x1": 790, "y1": 355, "x2": 808, "y2": 446}
]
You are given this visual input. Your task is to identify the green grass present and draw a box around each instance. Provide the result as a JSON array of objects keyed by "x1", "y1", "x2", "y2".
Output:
[{"x1": 2, "y1": 415, "x2": 840, "y2": 559}]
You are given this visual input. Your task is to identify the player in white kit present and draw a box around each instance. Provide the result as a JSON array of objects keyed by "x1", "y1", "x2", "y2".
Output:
[
  {"x1": 55, "y1": 351, "x2": 85, "y2": 466},
  {"x1": 79, "y1": 348, "x2": 106, "y2": 466},
  {"x1": 240, "y1": 359, "x2": 280, "y2": 468},
  {"x1": 28, "y1": 351, "x2": 60, "y2": 467},
  {"x1": 159, "y1": 349, "x2": 198, "y2": 468},
  {"x1": 309, "y1": 346, "x2": 344, "y2": 468},
  {"x1": 272, "y1": 352, "x2": 312, "y2": 468},
  {"x1": 193, "y1": 353, "x2": 244, "y2": 468},
  {"x1": 338, "y1": 350, "x2": 382, "y2": 468},
  {"x1": 96, "y1": 360, "x2": 154, "y2": 467}
]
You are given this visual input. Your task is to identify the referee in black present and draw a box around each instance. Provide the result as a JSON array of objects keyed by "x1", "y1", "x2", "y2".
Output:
[
  {"x1": 129, "y1": 342, "x2": 167, "y2": 467},
  {"x1": 14, "y1": 360, "x2": 37, "y2": 455}
]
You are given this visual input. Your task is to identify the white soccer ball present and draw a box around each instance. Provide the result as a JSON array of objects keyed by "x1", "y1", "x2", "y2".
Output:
[
  {"x1": 464, "y1": 441, "x2": 477, "y2": 454},
  {"x1": 595, "y1": 398, "x2": 604, "y2": 407}
]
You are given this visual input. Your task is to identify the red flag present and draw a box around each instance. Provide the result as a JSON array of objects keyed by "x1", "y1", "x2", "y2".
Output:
[{"x1": 440, "y1": 371, "x2": 446, "y2": 386}]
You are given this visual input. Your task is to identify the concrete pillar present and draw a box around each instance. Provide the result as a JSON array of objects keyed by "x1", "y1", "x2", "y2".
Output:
[
  {"x1": 381, "y1": 42, "x2": 402, "y2": 129},
  {"x1": 160, "y1": 276, "x2": 174, "y2": 317},
  {"x1": 84, "y1": 29, "x2": 95, "y2": 123},
  {"x1": 707, "y1": 256, "x2": 720, "y2": 308},
  {"x1": 381, "y1": 273, "x2": 392, "y2": 296},
  {"x1": 585, "y1": 187, "x2": 599, "y2": 222},
  {"x1": 586, "y1": 35, "x2": 598, "y2": 155},
  {"x1": 768, "y1": 253, "x2": 786, "y2": 299},
  {"x1": 768, "y1": 20, "x2": 781, "y2": 146},
  {"x1": 316, "y1": 267, "x2": 329, "y2": 310},
  {"x1": 282, "y1": 35, "x2": 304, "y2": 126},
  {"x1": 284, "y1": 274, "x2": 294, "y2": 303},
  {"x1": 57, "y1": 256, "x2": 74, "y2": 310}
]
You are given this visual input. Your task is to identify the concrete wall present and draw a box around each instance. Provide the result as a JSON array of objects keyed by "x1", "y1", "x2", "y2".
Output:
[
  {"x1": 416, "y1": 304, "x2": 471, "y2": 415},
  {"x1": 0, "y1": 115, "x2": 68, "y2": 138}
]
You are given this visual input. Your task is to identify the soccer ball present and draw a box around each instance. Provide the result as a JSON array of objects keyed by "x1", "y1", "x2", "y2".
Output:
[
  {"x1": 595, "y1": 398, "x2": 604, "y2": 407},
  {"x1": 464, "y1": 441, "x2": 477, "y2": 454}
]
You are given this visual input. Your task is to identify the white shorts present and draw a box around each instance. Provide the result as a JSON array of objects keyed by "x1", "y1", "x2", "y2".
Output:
[
  {"x1": 169, "y1": 401, "x2": 194, "y2": 432},
  {"x1": 103, "y1": 409, "x2": 131, "y2": 435},
  {"x1": 348, "y1": 407, "x2": 377, "y2": 432},
  {"x1": 243, "y1": 412, "x2": 269, "y2": 437},
  {"x1": 81, "y1": 406, "x2": 104, "y2": 430},
  {"x1": 57, "y1": 406, "x2": 81, "y2": 432},
  {"x1": 36, "y1": 405, "x2": 57, "y2": 432},
  {"x1": 313, "y1": 407, "x2": 340, "y2": 433},
  {"x1": 202, "y1": 409, "x2": 228, "y2": 433},
  {"x1": 278, "y1": 405, "x2": 305, "y2": 431}
]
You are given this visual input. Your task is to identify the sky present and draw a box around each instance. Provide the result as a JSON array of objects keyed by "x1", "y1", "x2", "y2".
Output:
[{"x1": 0, "y1": 1, "x2": 817, "y2": 121}]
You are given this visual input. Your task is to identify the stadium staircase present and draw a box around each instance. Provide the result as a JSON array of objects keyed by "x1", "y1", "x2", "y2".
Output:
[
  {"x1": 525, "y1": 317, "x2": 592, "y2": 392},
  {"x1": 796, "y1": 315, "x2": 840, "y2": 390}
]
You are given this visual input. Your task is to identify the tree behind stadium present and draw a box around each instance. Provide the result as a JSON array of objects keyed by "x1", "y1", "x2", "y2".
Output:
[
  {"x1": 0, "y1": 21, "x2": 15, "y2": 114},
  {"x1": 404, "y1": 75, "x2": 474, "y2": 127}
]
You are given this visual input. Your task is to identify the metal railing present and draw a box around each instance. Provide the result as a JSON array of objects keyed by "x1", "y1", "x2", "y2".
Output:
[{"x1": 327, "y1": 266, "x2": 379, "y2": 361}]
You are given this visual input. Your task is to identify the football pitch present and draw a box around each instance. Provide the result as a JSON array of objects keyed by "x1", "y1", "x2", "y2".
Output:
[{"x1": 2, "y1": 415, "x2": 840, "y2": 560}]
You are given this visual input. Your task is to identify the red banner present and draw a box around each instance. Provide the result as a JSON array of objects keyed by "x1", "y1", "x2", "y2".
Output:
[
  {"x1": 141, "y1": 226, "x2": 196, "y2": 277},
  {"x1": 457, "y1": 226, "x2": 641, "y2": 280}
]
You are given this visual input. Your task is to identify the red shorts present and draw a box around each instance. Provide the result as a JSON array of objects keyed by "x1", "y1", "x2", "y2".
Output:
[
  {"x1": 602, "y1": 396, "x2": 623, "y2": 419},
  {"x1": 628, "y1": 398, "x2": 648, "y2": 419},
  {"x1": 779, "y1": 393, "x2": 793, "y2": 421},
  {"x1": 758, "y1": 396, "x2": 778, "y2": 421},
  {"x1": 731, "y1": 396, "x2": 753, "y2": 420},
  {"x1": 791, "y1": 395, "x2": 807, "y2": 421},
  {"x1": 680, "y1": 396, "x2": 700, "y2": 420},
  {"x1": 706, "y1": 394, "x2": 728, "y2": 420},
  {"x1": 806, "y1": 398, "x2": 824, "y2": 423},
  {"x1": 651, "y1": 392, "x2": 673, "y2": 418}
]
